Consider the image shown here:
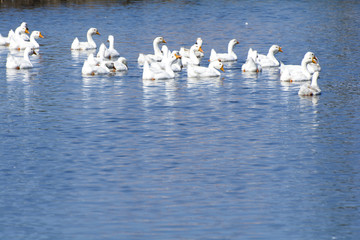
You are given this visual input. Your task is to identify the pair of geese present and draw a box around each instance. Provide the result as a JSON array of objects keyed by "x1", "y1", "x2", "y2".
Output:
[
  {"x1": 69, "y1": 28, "x2": 128, "y2": 75},
  {"x1": 2, "y1": 22, "x2": 45, "y2": 69}
]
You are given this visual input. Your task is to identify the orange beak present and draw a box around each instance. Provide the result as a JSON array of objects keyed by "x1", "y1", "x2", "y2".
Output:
[
  {"x1": 162, "y1": 39, "x2": 167, "y2": 43},
  {"x1": 175, "y1": 53, "x2": 181, "y2": 59},
  {"x1": 39, "y1": 32, "x2": 44, "y2": 38},
  {"x1": 279, "y1": 47, "x2": 283, "y2": 52},
  {"x1": 25, "y1": 28, "x2": 29, "y2": 34},
  {"x1": 96, "y1": 31, "x2": 100, "y2": 35},
  {"x1": 199, "y1": 46, "x2": 204, "y2": 53},
  {"x1": 220, "y1": 65, "x2": 225, "y2": 72}
]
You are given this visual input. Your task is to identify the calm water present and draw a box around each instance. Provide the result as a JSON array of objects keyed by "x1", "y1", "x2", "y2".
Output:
[{"x1": 0, "y1": 0, "x2": 360, "y2": 239}]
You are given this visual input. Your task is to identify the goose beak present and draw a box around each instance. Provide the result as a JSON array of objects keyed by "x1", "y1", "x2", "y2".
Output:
[
  {"x1": 236, "y1": 41, "x2": 239, "y2": 44},
  {"x1": 175, "y1": 53, "x2": 181, "y2": 59},
  {"x1": 199, "y1": 46, "x2": 204, "y2": 53},
  {"x1": 25, "y1": 28, "x2": 29, "y2": 34},
  {"x1": 279, "y1": 47, "x2": 283, "y2": 52},
  {"x1": 312, "y1": 57, "x2": 317, "y2": 64},
  {"x1": 162, "y1": 39, "x2": 167, "y2": 43},
  {"x1": 96, "y1": 31, "x2": 100, "y2": 35},
  {"x1": 32, "y1": 50, "x2": 37, "y2": 55},
  {"x1": 220, "y1": 65, "x2": 225, "y2": 72},
  {"x1": 39, "y1": 32, "x2": 44, "y2": 38}
]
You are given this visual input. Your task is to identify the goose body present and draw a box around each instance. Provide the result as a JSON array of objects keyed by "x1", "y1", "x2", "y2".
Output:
[
  {"x1": 138, "y1": 36, "x2": 166, "y2": 65},
  {"x1": 280, "y1": 52, "x2": 318, "y2": 82},
  {"x1": 151, "y1": 46, "x2": 182, "y2": 72},
  {"x1": 242, "y1": 48, "x2": 262, "y2": 72},
  {"x1": 8, "y1": 24, "x2": 30, "y2": 49},
  {"x1": 256, "y1": 45, "x2": 282, "y2": 67},
  {"x1": 6, "y1": 47, "x2": 36, "y2": 69},
  {"x1": 114, "y1": 57, "x2": 128, "y2": 72},
  {"x1": 0, "y1": 30, "x2": 14, "y2": 46},
  {"x1": 298, "y1": 71, "x2": 321, "y2": 96},
  {"x1": 182, "y1": 43, "x2": 203, "y2": 66},
  {"x1": 210, "y1": 39, "x2": 239, "y2": 62},
  {"x1": 82, "y1": 60, "x2": 115, "y2": 75},
  {"x1": 11, "y1": 31, "x2": 44, "y2": 50},
  {"x1": 104, "y1": 35, "x2": 120, "y2": 59},
  {"x1": 187, "y1": 59, "x2": 224, "y2": 78},
  {"x1": 179, "y1": 37, "x2": 204, "y2": 60},
  {"x1": 71, "y1": 28, "x2": 100, "y2": 50},
  {"x1": 142, "y1": 52, "x2": 180, "y2": 80}
]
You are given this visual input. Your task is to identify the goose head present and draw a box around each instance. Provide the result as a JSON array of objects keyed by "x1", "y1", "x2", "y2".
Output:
[
  {"x1": 270, "y1": 45, "x2": 282, "y2": 54},
  {"x1": 154, "y1": 36, "x2": 166, "y2": 44},
  {"x1": 31, "y1": 31, "x2": 44, "y2": 39},
  {"x1": 20, "y1": 22, "x2": 29, "y2": 33},
  {"x1": 107, "y1": 35, "x2": 114, "y2": 44},
  {"x1": 211, "y1": 59, "x2": 225, "y2": 72},
  {"x1": 229, "y1": 39, "x2": 239, "y2": 48},
  {"x1": 88, "y1": 28, "x2": 100, "y2": 36},
  {"x1": 196, "y1": 37, "x2": 203, "y2": 46}
]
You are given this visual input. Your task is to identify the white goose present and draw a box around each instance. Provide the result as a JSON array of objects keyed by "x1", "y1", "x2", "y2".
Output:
[
  {"x1": 6, "y1": 47, "x2": 37, "y2": 69},
  {"x1": 13, "y1": 31, "x2": 44, "y2": 50},
  {"x1": 82, "y1": 60, "x2": 115, "y2": 75},
  {"x1": 280, "y1": 52, "x2": 318, "y2": 82},
  {"x1": 187, "y1": 59, "x2": 224, "y2": 78},
  {"x1": 298, "y1": 71, "x2": 321, "y2": 96},
  {"x1": 210, "y1": 39, "x2": 239, "y2": 62},
  {"x1": 104, "y1": 35, "x2": 120, "y2": 59},
  {"x1": 151, "y1": 46, "x2": 182, "y2": 72},
  {"x1": 142, "y1": 52, "x2": 181, "y2": 80},
  {"x1": 71, "y1": 28, "x2": 100, "y2": 50},
  {"x1": 179, "y1": 37, "x2": 204, "y2": 60},
  {"x1": 256, "y1": 45, "x2": 282, "y2": 67},
  {"x1": 242, "y1": 48, "x2": 262, "y2": 72},
  {"x1": 114, "y1": 57, "x2": 128, "y2": 72},
  {"x1": 8, "y1": 24, "x2": 30, "y2": 50},
  {"x1": 138, "y1": 36, "x2": 167, "y2": 65},
  {"x1": 18, "y1": 22, "x2": 30, "y2": 41},
  {"x1": 182, "y1": 43, "x2": 203, "y2": 66},
  {"x1": 0, "y1": 29, "x2": 14, "y2": 46}
]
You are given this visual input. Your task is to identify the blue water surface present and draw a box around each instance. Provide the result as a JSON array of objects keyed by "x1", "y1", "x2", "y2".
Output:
[{"x1": 0, "y1": 0, "x2": 359, "y2": 239}]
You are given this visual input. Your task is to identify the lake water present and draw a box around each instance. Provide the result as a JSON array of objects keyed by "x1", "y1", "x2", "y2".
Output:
[{"x1": 0, "y1": 0, "x2": 360, "y2": 239}]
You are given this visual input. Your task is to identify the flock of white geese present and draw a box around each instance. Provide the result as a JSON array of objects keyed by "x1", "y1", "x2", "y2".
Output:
[{"x1": 1, "y1": 23, "x2": 322, "y2": 96}]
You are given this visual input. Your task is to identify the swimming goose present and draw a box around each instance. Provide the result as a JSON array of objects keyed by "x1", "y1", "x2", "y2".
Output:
[
  {"x1": 6, "y1": 47, "x2": 37, "y2": 69},
  {"x1": 151, "y1": 46, "x2": 182, "y2": 72},
  {"x1": 210, "y1": 39, "x2": 239, "y2": 62},
  {"x1": 187, "y1": 59, "x2": 224, "y2": 78},
  {"x1": 298, "y1": 71, "x2": 321, "y2": 96},
  {"x1": 142, "y1": 52, "x2": 181, "y2": 80},
  {"x1": 113, "y1": 57, "x2": 128, "y2": 72},
  {"x1": 280, "y1": 52, "x2": 318, "y2": 82},
  {"x1": 182, "y1": 43, "x2": 203, "y2": 66},
  {"x1": 0, "y1": 30, "x2": 14, "y2": 46},
  {"x1": 138, "y1": 36, "x2": 167, "y2": 65},
  {"x1": 82, "y1": 60, "x2": 115, "y2": 75},
  {"x1": 8, "y1": 24, "x2": 30, "y2": 49},
  {"x1": 179, "y1": 37, "x2": 204, "y2": 60},
  {"x1": 12, "y1": 31, "x2": 44, "y2": 50},
  {"x1": 242, "y1": 48, "x2": 262, "y2": 72},
  {"x1": 256, "y1": 45, "x2": 282, "y2": 67},
  {"x1": 104, "y1": 35, "x2": 120, "y2": 59},
  {"x1": 71, "y1": 28, "x2": 100, "y2": 50}
]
